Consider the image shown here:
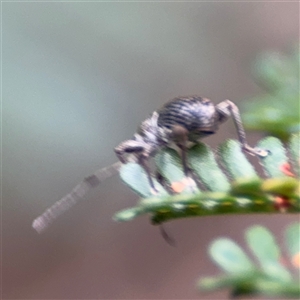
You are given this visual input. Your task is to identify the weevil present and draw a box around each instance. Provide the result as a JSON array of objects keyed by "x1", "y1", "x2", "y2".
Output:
[{"x1": 32, "y1": 96, "x2": 268, "y2": 233}]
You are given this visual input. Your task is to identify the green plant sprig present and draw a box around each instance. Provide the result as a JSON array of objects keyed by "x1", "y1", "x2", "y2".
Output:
[
  {"x1": 243, "y1": 48, "x2": 300, "y2": 141},
  {"x1": 114, "y1": 134, "x2": 300, "y2": 224},
  {"x1": 198, "y1": 223, "x2": 300, "y2": 298}
]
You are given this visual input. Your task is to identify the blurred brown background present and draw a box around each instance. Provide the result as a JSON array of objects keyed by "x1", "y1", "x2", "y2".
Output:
[{"x1": 2, "y1": 2, "x2": 299, "y2": 299}]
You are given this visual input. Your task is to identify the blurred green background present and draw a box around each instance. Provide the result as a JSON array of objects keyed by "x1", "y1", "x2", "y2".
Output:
[{"x1": 2, "y1": 2, "x2": 299, "y2": 299}]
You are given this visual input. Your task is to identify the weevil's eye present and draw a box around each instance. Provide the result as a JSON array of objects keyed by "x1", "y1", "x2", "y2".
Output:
[
  {"x1": 217, "y1": 112, "x2": 228, "y2": 123},
  {"x1": 199, "y1": 129, "x2": 214, "y2": 134},
  {"x1": 125, "y1": 147, "x2": 144, "y2": 153}
]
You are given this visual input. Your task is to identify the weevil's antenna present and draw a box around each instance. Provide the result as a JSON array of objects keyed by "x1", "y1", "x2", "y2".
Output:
[{"x1": 32, "y1": 161, "x2": 122, "y2": 233}]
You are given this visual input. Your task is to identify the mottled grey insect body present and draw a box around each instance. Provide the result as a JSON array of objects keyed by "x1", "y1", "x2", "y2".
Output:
[
  {"x1": 115, "y1": 96, "x2": 266, "y2": 187},
  {"x1": 115, "y1": 96, "x2": 219, "y2": 163},
  {"x1": 32, "y1": 95, "x2": 268, "y2": 233},
  {"x1": 158, "y1": 96, "x2": 219, "y2": 135}
]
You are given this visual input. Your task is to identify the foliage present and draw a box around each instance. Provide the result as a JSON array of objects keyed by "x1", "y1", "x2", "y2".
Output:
[
  {"x1": 195, "y1": 48, "x2": 300, "y2": 298},
  {"x1": 114, "y1": 134, "x2": 300, "y2": 224},
  {"x1": 198, "y1": 223, "x2": 300, "y2": 298},
  {"x1": 114, "y1": 134, "x2": 299, "y2": 298},
  {"x1": 114, "y1": 48, "x2": 300, "y2": 298},
  {"x1": 242, "y1": 48, "x2": 300, "y2": 141}
]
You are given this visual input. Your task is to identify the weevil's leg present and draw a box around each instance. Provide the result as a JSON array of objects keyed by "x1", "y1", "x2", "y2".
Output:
[
  {"x1": 171, "y1": 125, "x2": 197, "y2": 192},
  {"x1": 138, "y1": 154, "x2": 158, "y2": 194},
  {"x1": 217, "y1": 100, "x2": 269, "y2": 157},
  {"x1": 115, "y1": 140, "x2": 158, "y2": 193},
  {"x1": 171, "y1": 125, "x2": 189, "y2": 175},
  {"x1": 155, "y1": 170, "x2": 176, "y2": 194}
]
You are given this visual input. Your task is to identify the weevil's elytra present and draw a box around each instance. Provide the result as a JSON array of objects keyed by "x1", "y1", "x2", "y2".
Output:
[
  {"x1": 157, "y1": 96, "x2": 219, "y2": 141},
  {"x1": 32, "y1": 95, "x2": 269, "y2": 233}
]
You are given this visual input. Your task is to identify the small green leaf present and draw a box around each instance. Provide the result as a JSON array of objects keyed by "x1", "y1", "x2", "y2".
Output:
[
  {"x1": 261, "y1": 177, "x2": 299, "y2": 197},
  {"x1": 285, "y1": 222, "x2": 300, "y2": 259},
  {"x1": 243, "y1": 49, "x2": 300, "y2": 141},
  {"x1": 188, "y1": 143, "x2": 230, "y2": 192},
  {"x1": 218, "y1": 140, "x2": 258, "y2": 179},
  {"x1": 114, "y1": 207, "x2": 144, "y2": 222},
  {"x1": 289, "y1": 133, "x2": 300, "y2": 178},
  {"x1": 120, "y1": 163, "x2": 167, "y2": 198},
  {"x1": 198, "y1": 273, "x2": 256, "y2": 293},
  {"x1": 155, "y1": 148, "x2": 197, "y2": 193},
  {"x1": 199, "y1": 273, "x2": 300, "y2": 298},
  {"x1": 230, "y1": 177, "x2": 263, "y2": 196},
  {"x1": 116, "y1": 136, "x2": 300, "y2": 226},
  {"x1": 209, "y1": 238, "x2": 255, "y2": 274},
  {"x1": 243, "y1": 96, "x2": 299, "y2": 142},
  {"x1": 199, "y1": 223, "x2": 300, "y2": 298},
  {"x1": 254, "y1": 279, "x2": 300, "y2": 298},
  {"x1": 246, "y1": 226, "x2": 291, "y2": 282},
  {"x1": 253, "y1": 52, "x2": 297, "y2": 92},
  {"x1": 257, "y1": 137, "x2": 288, "y2": 178},
  {"x1": 155, "y1": 148, "x2": 184, "y2": 182}
]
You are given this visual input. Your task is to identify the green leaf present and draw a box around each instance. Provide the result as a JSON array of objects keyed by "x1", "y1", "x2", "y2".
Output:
[
  {"x1": 254, "y1": 279, "x2": 300, "y2": 298},
  {"x1": 261, "y1": 177, "x2": 299, "y2": 197},
  {"x1": 230, "y1": 177, "x2": 262, "y2": 196},
  {"x1": 115, "y1": 136, "x2": 300, "y2": 224},
  {"x1": 285, "y1": 222, "x2": 300, "y2": 259},
  {"x1": 253, "y1": 51, "x2": 298, "y2": 93},
  {"x1": 289, "y1": 133, "x2": 300, "y2": 178},
  {"x1": 155, "y1": 148, "x2": 185, "y2": 182},
  {"x1": 246, "y1": 226, "x2": 291, "y2": 281},
  {"x1": 120, "y1": 163, "x2": 167, "y2": 198},
  {"x1": 209, "y1": 238, "x2": 255, "y2": 274},
  {"x1": 113, "y1": 207, "x2": 143, "y2": 222},
  {"x1": 199, "y1": 224, "x2": 300, "y2": 298},
  {"x1": 257, "y1": 137, "x2": 288, "y2": 178},
  {"x1": 155, "y1": 148, "x2": 198, "y2": 193},
  {"x1": 199, "y1": 270, "x2": 300, "y2": 298},
  {"x1": 243, "y1": 49, "x2": 300, "y2": 141},
  {"x1": 188, "y1": 143, "x2": 230, "y2": 192},
  {"x1": 198, "y1": 273, "x2": 257, "y2": 293},
  {"x1": 218, "y1": 140, "x2": 258, "y2": 179}
]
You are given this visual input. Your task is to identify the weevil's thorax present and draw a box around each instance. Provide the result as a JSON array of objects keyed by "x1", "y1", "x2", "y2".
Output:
[
  {"x1": 135, "y1": 111, "x2": 167, "y2": 155},
  {"x1": 157, "y1": 96, "x2": 219, "y2": 143}
]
